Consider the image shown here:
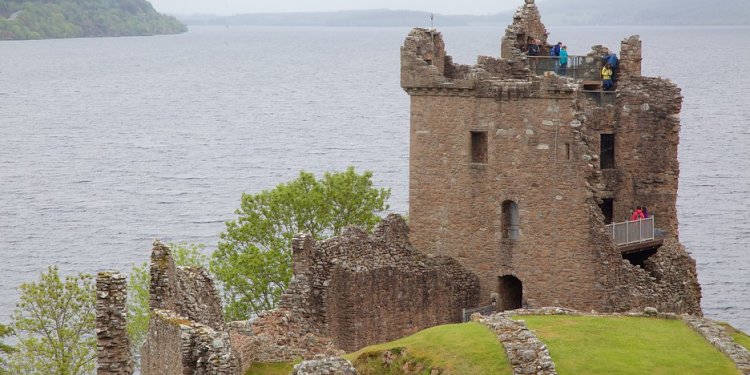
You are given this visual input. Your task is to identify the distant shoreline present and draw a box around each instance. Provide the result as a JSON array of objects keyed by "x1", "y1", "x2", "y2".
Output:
[{"x1": 175, "y1": 8, "x2": 750, "y2": 28}]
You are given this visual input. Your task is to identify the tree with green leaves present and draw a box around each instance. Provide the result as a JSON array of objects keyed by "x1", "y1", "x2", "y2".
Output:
[
  {"x1": 0, "y1": 323, "x2": 14, "y2": 375},
  {"x1": 6, "y1": 266, "x2": 95, "y2": 375},
  {"x1": 127, "y1": 242, "x2": 208, "y2": 362},
  {"x1": 211, "y1": 167, "x2": 391, "y2": 321}
]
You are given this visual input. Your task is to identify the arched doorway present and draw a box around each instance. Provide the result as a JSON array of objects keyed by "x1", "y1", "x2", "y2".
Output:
[{"x1": 498, "y1": 275, "x2": 523, "y2": 311}]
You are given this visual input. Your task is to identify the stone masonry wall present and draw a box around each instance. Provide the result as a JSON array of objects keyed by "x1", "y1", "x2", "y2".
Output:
[
  {"x1": 277, "y1": 214, "x2": 480, "y2": 352},
  {"x1": 96, "y1": 271, "x2": 133, "y2": 375},
  {"x1": 501, "y1": 0, "x2": 549, "y2": 59},
  {"x1": 141, "y1": 309, "x2": 239, "y2": 375},
  {"x1": 149, "y1": 241, "x2": 225, "y2": 331},
  {"x1": 140, "y1": 241, "x2": 240, "y2": 375}
]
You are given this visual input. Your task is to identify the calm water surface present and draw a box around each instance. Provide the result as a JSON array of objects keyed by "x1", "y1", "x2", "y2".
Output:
[{"x1": 1, "y1": 25, "x2": 748, "y2": 332}]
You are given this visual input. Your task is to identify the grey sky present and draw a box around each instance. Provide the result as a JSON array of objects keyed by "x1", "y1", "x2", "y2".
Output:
[{"x1": 148, "y1": 0, "x2": 524, "y2": 16}]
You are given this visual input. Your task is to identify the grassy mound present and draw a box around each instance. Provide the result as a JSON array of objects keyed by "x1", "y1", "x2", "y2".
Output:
[
  {"x1": 517, "y1": 315, "x2": 740, "y2": 375},
  {"x1": 345, "y1": 322, "x2": 511, "y2": 375}
]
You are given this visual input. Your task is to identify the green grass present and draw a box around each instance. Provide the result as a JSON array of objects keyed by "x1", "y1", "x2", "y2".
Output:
[
  {"x1": 517, "y1": 315, "x2": 740, "y2": 375},
  {"x1": 245, "y1": 362, "x2": 295, "y2": 375},
  {"x1": 345, "y1": 322, "x2": 512, "y2": 375},
  {"x1": 720, "y1": 323, "x2": 750, "y2": 352}
]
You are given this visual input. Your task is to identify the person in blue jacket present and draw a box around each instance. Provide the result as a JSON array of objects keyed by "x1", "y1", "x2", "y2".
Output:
[
  {"x1": 605, "y1": 53, "x2": 619, "y2": 82},
  {"x1": 558, "y1": 45, "x2": 569, "y2": 76}
]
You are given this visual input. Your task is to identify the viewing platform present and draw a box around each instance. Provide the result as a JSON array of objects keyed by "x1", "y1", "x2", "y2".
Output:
[
  {"x1": 528, "y1": 56, "x2": 617, "y2": 105},
  {"x1": 605, "y1": 217, "x2": 664, "y2": 255}
]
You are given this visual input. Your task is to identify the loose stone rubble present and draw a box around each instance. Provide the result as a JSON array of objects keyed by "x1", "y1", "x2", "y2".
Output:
[{"x1": 292, "y1": 357, "x2": 358, "y2": 375}]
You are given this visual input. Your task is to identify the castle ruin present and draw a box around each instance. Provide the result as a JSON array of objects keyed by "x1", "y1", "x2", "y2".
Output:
[
  {"x1": 401, "y1": 0, "x2": 701, "y2": 314},
  {"x1": 95, "y1": 1, "x2": 706, "y2": 372}
]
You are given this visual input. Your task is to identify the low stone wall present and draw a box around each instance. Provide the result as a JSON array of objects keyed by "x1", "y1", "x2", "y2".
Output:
[
  {"x1": 292, "y1": 357, "x2": 358, "y2": 375},
  {"x1": 476, "y1": 313, "x2": 557, "y2": 375},
  {"x1": 681, "y1": 315, "x2": 750, "y2": 374},
  {"x1": 96, "y1": 271, "x2": 133, "y2": 375}
]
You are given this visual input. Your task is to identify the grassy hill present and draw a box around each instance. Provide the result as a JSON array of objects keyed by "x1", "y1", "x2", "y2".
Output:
[
  {"x1": 0, "y1": 0, "x2": 186, "y2": 40},
  {"x1": 247, "y1": 316, "x2": 748, "y2": 375}
]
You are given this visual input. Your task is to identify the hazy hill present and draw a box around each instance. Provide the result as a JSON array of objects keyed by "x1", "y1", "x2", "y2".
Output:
[
  {"x1": 180, "y1": 0, "x2": 750, "y2": 27},
  {"x1": 0, "y1": 0, "x2": 186, "y2": 40},
  {"x1": 538, "y1": 0, "x2": 750, "y2": 25}
]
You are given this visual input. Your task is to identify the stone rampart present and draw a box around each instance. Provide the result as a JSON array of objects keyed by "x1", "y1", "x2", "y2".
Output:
[{"x1": 96, "y1": 271, "x2": 133, "y2": 375}]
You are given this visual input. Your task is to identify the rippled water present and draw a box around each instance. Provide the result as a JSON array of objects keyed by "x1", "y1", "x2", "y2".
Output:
[{"x1": 1, "y1": 25, "x2": 748, "y2": 332}]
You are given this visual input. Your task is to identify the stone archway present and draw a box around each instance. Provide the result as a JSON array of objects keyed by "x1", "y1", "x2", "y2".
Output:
[{"x1": 498, "y1": 275, "x2": 523, "y2": 311}]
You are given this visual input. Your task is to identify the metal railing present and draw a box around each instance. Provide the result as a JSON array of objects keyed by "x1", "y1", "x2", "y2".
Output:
[
  {"x1": 605, "y1": 217, "x2": 655, "y2": 246},
  {"x1": 462, "y1": 303, "x2": 496, "y2": 322},
  {"x1": 528, "y1": 55, "x2": 603, "y2": 80}
]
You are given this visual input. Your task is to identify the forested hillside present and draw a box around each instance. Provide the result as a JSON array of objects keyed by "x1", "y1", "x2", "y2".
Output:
[{"x1": 0, "y1": 0, "x2": 186, "y2": 40}]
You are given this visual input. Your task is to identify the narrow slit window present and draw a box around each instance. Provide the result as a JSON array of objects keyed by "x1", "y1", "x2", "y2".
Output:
[
  {"x1": 598, "y1": 198, "x2": 614, "y2": 224},
  {"x1": 600, "y1": 134, "x2": 615, "y2": 169},
  {"x1": 502, "y1": 200, "x2": 520, "y2": 240},
  {"x1": 471, "y1": 131, "x2": 488, "y2": 164}
]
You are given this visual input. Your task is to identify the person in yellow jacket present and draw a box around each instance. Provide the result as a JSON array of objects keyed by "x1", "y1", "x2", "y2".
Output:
[{"x1": 602, "y1": 63, "x2": 614, "y2": 91}]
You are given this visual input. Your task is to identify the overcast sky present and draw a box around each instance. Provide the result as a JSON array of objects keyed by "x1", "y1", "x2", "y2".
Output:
[{"x1": 148, "y1": 0, "x2": 524, "y2": 16}]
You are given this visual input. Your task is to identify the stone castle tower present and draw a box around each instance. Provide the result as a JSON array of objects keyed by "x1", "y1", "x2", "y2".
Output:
[{"x1": 400, "y1": 0, "x2": 702, "y2": 314}]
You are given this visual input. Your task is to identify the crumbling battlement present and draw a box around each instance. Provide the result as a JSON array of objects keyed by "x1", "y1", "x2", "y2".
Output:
[{"x1": 501, "y1": 0, "x2": 549, "y2": 59}]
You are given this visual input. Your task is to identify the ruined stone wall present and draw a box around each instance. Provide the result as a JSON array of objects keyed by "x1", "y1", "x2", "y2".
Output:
[
  {"x1": 501, "y1": 0, "x2": 549, "y2": 59},
  {"x1": 279, "y1": 215, "x2": 480, "y2": 352},
  {"x1": 608, "y1": 239, "x2": 702, "y2": 314},
  {"x1": 96, "y1": 271, "x2": 133, "y2": 375},
  {"x1": 140, "y1": 241, "x2": 240, "y2": 375},
  {"x1": 141, "y1": 309, "x2": 239, "y2": 375},
  {"x1": 149, "y1": 241, "x2": 225, "y2": 331}
]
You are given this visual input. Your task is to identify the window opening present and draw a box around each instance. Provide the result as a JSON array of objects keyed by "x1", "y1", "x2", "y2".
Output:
[
  {"x1": 600, "y1": 134, "x2": 615, "y2": 169},
  {"x1": 502, "y1": 200, "x2": 520, "y2": 240},
  {"x1": 471, "y1": 131, "x2": 488, "y2": 164}
]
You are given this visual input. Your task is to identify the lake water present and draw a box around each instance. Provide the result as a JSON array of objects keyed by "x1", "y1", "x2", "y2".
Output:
[{"x1": 1, "y1": 25, "x2": 748, "y2": 333}]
